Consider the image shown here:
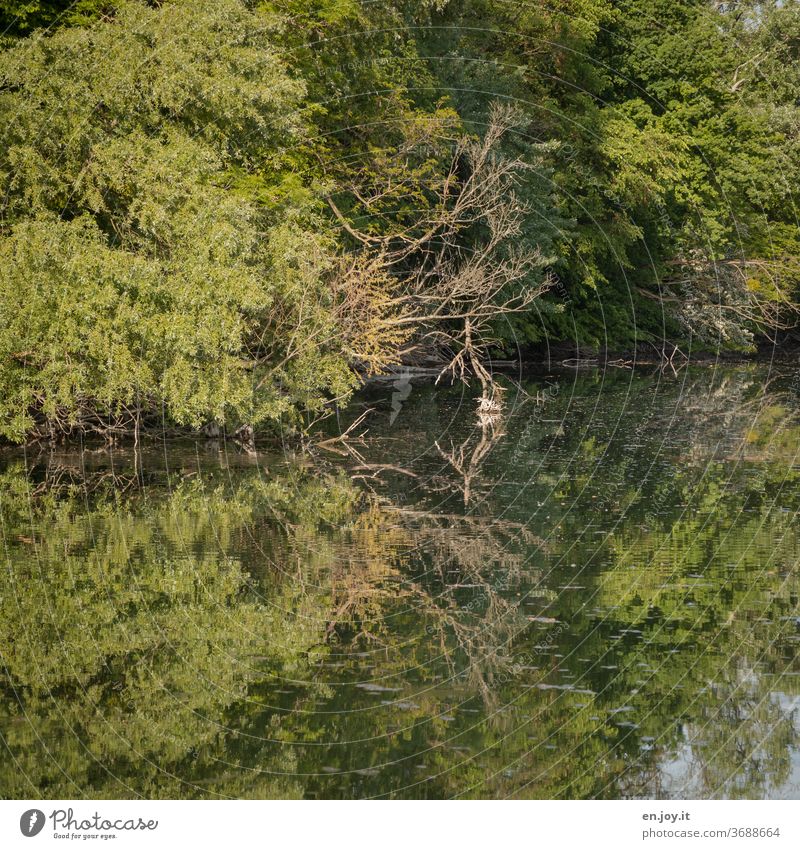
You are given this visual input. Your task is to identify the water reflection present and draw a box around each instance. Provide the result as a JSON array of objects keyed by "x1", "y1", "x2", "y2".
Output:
[{"x1": 1, "y1": 364, "x2": 799, "y2": 798}]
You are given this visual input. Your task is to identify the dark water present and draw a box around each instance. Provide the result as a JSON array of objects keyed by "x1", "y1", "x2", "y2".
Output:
[{"x1": 2, "y1": 363, "x2": 800, "y2": 799}]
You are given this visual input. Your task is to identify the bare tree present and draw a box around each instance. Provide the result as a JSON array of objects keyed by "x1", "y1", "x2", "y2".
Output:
[
  {"x1": 640, "y1": 252, "x2": 800, "y2": 348},
  {"x1": 330, "y1": 102, "x2": 554, "y2": 407}
]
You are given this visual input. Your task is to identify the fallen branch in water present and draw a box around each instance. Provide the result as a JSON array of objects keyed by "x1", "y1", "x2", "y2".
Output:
[
  {"x1": 311, "y1": 407, "x2": 373, "y2": 455},
  {"x1": 351, "y1": 463, "x2": 419, "y2": 479}
]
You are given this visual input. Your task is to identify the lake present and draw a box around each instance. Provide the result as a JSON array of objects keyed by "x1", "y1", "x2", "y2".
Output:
[{"x1": 2, "y1": 362, "x2": 799, "y2": 799}]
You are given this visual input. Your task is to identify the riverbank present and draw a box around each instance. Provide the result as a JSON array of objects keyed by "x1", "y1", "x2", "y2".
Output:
[{"x1": 4, "y1": 349, "x2": 798, "y2": 452}]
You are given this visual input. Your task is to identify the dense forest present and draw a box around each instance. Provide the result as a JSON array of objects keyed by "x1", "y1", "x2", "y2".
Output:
[{"x1": 1, "y1": 0, "x2": 799, "y2": 442}]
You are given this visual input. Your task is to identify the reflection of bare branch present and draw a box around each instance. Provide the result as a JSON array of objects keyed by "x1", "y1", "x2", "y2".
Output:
[
  {"x1": 435, "y1": 413, "x2": 506, "y2": 506},
  {"x1": 351, "y1": 464, "x2": 419, "y2": 480},
  {"x1": 298, "y1": 484, "x2": 546, "y2": 712}
]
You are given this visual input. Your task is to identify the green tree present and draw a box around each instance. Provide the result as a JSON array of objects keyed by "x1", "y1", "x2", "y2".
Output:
[{"x1": 0, "y1": 0, "x2": 355, "y2": 442}]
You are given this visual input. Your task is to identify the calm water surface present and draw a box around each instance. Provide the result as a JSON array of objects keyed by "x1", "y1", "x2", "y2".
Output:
[{"x1": 2, "y1": 363, "x2": 799, "y2": 798}]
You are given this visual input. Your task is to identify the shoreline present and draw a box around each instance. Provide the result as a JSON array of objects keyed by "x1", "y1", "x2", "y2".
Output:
[{"x1": 2, "y1": 352, "x2": 796, "y2": 453}]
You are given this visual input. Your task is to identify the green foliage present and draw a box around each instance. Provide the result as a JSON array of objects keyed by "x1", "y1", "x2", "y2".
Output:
[
  {"x1": 1, "y1": 0, "x2": 799, "y2": 441},
  {"x1": 0, "y1": 0, "x2": 111, "y2": 38},
  {"x1": 424, "y1": 0, "x2": 800, "y2": 349},
  {"x1": 0, "y1": 0, "x2": 357, "y2": 441}
]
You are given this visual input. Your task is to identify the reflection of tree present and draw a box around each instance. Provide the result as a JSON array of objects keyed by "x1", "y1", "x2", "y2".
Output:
[
  {"x1": 0, "y1": 456, "x2": 352, "y2": 798},
  {"x1": 331, "y1": 497, "x2": 544, "y2": 712},
  {"x1": 586, "y1": 501, "x2": 800, "y2": 799},
  {"x1": 2, "y1": 363, "x2": 800, "y2": 800},
  {"x1": 0, "y1": 449, "x2": 556, "y2": 797},
  {"x1": 435, "y1": 412, "x2": 505, "y2": 506},
  {"x1": 304, "y1": 364, "x2": 800, "y2": 799}
]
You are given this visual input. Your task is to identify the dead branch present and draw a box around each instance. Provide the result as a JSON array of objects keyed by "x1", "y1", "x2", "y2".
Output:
[{"x1": 330, "y1": 102, "x2": 553, "y2": 400}]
